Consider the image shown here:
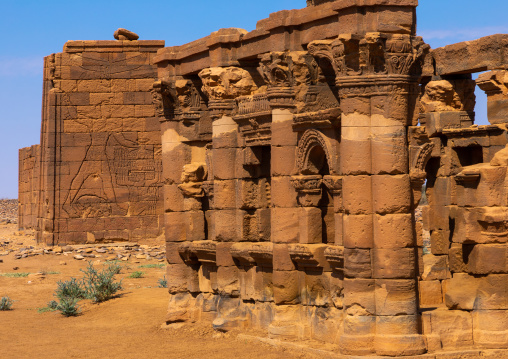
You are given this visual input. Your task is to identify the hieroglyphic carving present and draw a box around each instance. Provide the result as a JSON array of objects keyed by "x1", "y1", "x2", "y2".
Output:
[{"x1": 63, "y1": 133, "x2": 162, "y2": 218}]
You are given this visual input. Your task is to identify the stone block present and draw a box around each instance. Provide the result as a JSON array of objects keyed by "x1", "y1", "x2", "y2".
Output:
[
  {"x1": 476, "y1": 274, "x2": 508, "y2": 310},
  {"x1": 164, "y1": 212, "x2": 186, "y2": 242},
  {"x1": 270, "y1": 176, "x2": 298, "y2": 208},
  {"x1": 373, "y1": 213, "x2": 413, "y2": 248},
  {"x1": 422, "y1": 310, "x2": 473, "y2": 350},
  {"x1": 343, "y1": 214, "x2": 373, "y2": 249},
  {"x1": 419, "y1": 280, "x2": 443, "y2": 308},
  {"x1": 214, "y1": 210, "x2": 238, "y2": 242},
  {"x1": 166, "y1": 263, "x2": 188, "y2": 293},
  {"x1": 449, "y1": 243, "x2": 468, "y2": 273},
  {"x1": 468, "y1": 244, "x2": 508, "y2": 274},
  {"x1": 340, "y1": 135, "x2": 371, "y2": 175},
  {"x1": 431, "y1": 229, "x2": 450, "y2": 255},
  {"x1": 215, "y1": 242, "x2": 235, "y2": 267},
  {"x1": 271, "y1": 207, "x2": 299, "y2": 243},
  {"x1": 473, "y1": 310, "x2": 508, "y2": 349},
  {"x1": 217, "y1": 266, "x2": 240, "y2": 296},
  {"x1": 375, "y1": 279, "x2": 417, "y2": 315},
  {"x1": 271, "y1": 146, "x2": 297, "y2": 176},
  {"x1": 340, "y1": 315, "x2": 376, "y2": 355},
  {"x1": 370, "y1": 127, "x2": 408, "y2": 175},
  {"x1": 372, "y1": 174, "x2": 410, "y2": 214},
  {"x1": 213, "y1": 180, "x2": 236, "y2": 209},
  {"x1": 422, "y1": 254, "x2": 451, "y2": 281},
  {"x1": 198, "y1": 264, "x2": 217, "y2": 293},
  {"x1": 374, "y1": 316, "x2": 426, "y2": 356},
  {"x1": 372, "y1": 248, "x2": 415, "y2": 279},
  {"x1": 444, "y1": 273, "x2": 481, "y2": 310},
  {"x1": 344, "y1": 248, "x2": 372, "y2": 278},
  {"x1": 299, "y1": 207, "x2": 322, "y2": 244},
  {"x1": 343, "y1": 278, "x2": 375, "y2": 316},
  {"x1": 212, "y1": 148, "x2": 237, "y2": 180},
  {"x1": 272, "y1": 244, "x2": 296, "y2": 271},
  {"x1": 342, "y1": 175, "x2": 372, "y2": 215},
  {"x1": 271, "y1": 109, "x2": 297, "y2": 146},
  {"x1": 273, "y1": 270, "x2": 300, "y2": 305}
]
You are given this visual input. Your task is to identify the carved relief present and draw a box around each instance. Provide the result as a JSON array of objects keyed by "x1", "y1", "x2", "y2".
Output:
[
  {"x1": 198, "y1": 67, "x2": 258, "y2": 101},
  {"x1": 421, "y1": 80, "x2": 475, "y2": 113},
  {"x1": 178, "y1": 163, "x2": 207, "y2": 198},
  {"x1": 308, "y1": 33, "x2": 429, "y2": 79},
  {"x1": 410, "y1": 142, "x2": 434, "y2": 180},
  {"x1": 290, "y1": 175, "x2": 323, "y2": 207},
  {"x1": 296, "y1": 129, "x2": 335, "y2": 175},
  {"x1": 63, "y1": 133, "x2": 162, "y2": 218},
  {"x1": 258, "y1": 51, "x2": 319, "y2": 88}
]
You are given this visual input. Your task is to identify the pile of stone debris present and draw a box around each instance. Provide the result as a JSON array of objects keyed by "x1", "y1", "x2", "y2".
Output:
[
  {"x1": 0, "y1": 199, "x2": 18, "y2": 224},
  {"x1": 0, "y1": 239, "x2": 166, "y2": 262}
]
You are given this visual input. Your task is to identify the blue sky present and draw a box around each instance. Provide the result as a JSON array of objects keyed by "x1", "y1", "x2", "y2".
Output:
[{"x1": 1, "y1": 0, "x2": 507, "y2": 198}]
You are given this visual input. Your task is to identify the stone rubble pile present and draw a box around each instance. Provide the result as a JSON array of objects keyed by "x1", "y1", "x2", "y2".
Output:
[
  {"x1": 0, "y1": 239, "x2": 165, "y2": 262},
  {"x1": 0, "y1": 199, "x2": 18, "y2": 224}
]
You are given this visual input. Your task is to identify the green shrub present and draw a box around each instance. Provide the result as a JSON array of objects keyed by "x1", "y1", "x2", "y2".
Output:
[
  {"x1": 55, "y1": 277, "x2": 85, "y2": 301},
  {"x1": 47, "y1": 300, "x2": 58, "y2": 309},
  {"x1": 57, "y1": 297, "x2": 80, "y2": 317},
  {"x1": 158, "y1": 276, "x2": 168, "y2": 288},
  {"x1": 81, "y1": 261, "x2": 122, "y2": 303},
  {"x1": 0, "y1": 296, "x2": 13, "y2": 310},
  {"x1": 129, "y1": 271, "x2": 144, "y2": 278},
  {"x1": 138, "y1": 263, "x2": 165, "y2": 269},
  {"x1": 0, "y1": 272, "x2": 30, "y2": 278}
]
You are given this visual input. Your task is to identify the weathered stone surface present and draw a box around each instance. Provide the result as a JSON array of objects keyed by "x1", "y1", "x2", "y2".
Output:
[{"x1": 20, "y1": 0, "x2": 508, "y2": 356}]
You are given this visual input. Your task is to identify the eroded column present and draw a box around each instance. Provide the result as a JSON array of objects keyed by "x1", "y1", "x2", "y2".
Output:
[{"x1": 310, "y1": 33, "x2": 428, "y2": 356}]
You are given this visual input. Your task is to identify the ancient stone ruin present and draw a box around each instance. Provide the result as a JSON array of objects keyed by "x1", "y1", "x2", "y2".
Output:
[
  {"x1": 19, "y1": 34, "x2": 165, "y2": 244},
  {"x1": 19, "y1": 0, "x2": 508, "y2": 357}
]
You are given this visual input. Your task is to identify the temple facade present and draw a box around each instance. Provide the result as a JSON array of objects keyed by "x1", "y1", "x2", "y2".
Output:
[{"x1": 20, "y1": 0, "x2": 508, "y2": 356}]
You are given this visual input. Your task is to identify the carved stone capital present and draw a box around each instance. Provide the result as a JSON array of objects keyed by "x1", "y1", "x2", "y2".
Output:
[
  {"x1": 258, "y1": 51, "x2": 320, "y2": 88},
  {"x1": 322, "y1": 175, "x2": 343, "y2": 195},
  {"x1": 291, "y1": 175, "x2": 322, "y2": 207},
  {"x1": 308, "y1": 33, "x2": 429, "y2": 85}
]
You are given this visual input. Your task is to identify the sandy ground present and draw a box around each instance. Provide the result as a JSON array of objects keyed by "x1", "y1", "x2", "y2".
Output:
[{"x1": 0, "y1": 223, "x2": 322, "y2": 359}]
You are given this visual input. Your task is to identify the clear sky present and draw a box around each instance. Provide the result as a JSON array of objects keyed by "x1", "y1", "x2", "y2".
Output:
[{"x1": 1, "y1": 0, "x2": 507, "y2": 199}]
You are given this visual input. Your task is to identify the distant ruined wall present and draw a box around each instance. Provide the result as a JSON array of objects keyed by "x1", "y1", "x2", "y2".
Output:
[
  {"x1": 34, "y1": 38, "x2": 165, "y2": 245},
  {"x1": 18, "y1": 145, "x2": 41, "y2": 229}
]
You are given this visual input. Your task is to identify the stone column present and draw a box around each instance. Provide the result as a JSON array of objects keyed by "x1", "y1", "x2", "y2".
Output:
[{"x1": 309, "y1": 33, "x2": 428, "y2": 356}]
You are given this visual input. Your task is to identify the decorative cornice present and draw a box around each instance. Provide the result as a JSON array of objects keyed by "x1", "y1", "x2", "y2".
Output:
[{"x1": 308, "y1": 33, "x2": 429, "y2": 87}]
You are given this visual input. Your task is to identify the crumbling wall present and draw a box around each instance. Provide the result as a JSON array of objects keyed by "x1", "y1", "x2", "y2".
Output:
[
  {"x1": 18, "y1": 145, "x2": 40, "y2": 229},
  {"x1": 35, "y1": 37, "x2": 166, "y2": 245}
]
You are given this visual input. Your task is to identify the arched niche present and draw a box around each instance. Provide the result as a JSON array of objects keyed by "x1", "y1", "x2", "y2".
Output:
[{"x1": 296, "y1": 129, "x2": 335, "y2": 175}]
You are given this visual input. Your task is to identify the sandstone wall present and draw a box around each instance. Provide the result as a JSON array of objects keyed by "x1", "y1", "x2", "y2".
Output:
[
  {"x1": 18, "y1": 145, "x2": 41, "y2": 229},
  {"x1": 36, "y1": 38, "x2": 165, "y2": 245}
]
